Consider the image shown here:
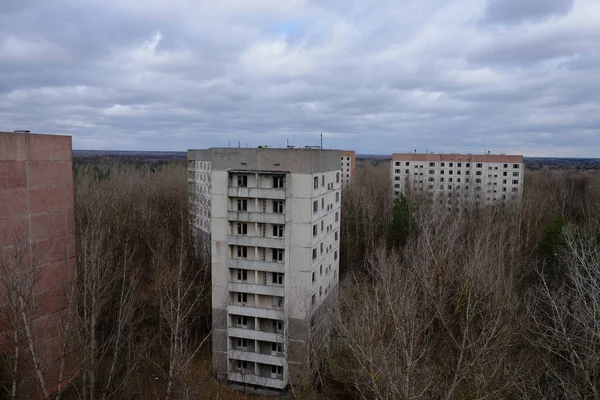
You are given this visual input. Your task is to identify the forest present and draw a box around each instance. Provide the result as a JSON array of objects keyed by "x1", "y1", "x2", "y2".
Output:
[{"x1": 1, "y1": 158, "x2": 599, "y2": 399}]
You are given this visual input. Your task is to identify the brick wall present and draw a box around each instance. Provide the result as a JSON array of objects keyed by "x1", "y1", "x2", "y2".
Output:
[{"x1": 0, "y1": 131, "x2": 76, "y2": 396}]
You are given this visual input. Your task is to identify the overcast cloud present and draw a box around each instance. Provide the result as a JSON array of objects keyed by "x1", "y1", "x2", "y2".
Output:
[{"x1": 1, "y1": 0, "x2": 599, "y2": 156}]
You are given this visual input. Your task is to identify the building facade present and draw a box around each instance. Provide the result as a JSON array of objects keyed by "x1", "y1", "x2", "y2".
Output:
[
  {"x1": 340, "y1": 150, "x2": 355, "y2": 186},
  {"x1": 0, "y1": 131, "x2": 76, "y2": 396},
  {"x1": 391, "y1": 153, "x2": 525, "y2": 205},
  {"x1": 188, "y1": 148, "x2": 342, "y2": 390}
]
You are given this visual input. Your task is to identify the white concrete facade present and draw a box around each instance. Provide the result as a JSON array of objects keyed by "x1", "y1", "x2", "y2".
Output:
[
  {"x1": 390, "y1": 153, "x2": 525, "y2": 206},
  {"x1": 188, "y1": 148, "x2": 342, "y2": 391}
]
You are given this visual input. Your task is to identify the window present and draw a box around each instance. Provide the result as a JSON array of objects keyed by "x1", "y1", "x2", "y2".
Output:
[
  {"x1": 476, "y1": 163, "x2": 482, "y2": 168},
  {"x1": 512, "y1": 187, "x2": 519, "y2": 192},
  {"x1": 273, "y1": 224, "x2": 284, "y2": 237},
  {"x1": 405, "y1": 162, "x2": 410, "y2": 166},
  {"x1": 335, "y1": 212, "x2": 339, "y2": 222},
  {"x1": 335, "y1": 192, "x2": 340, "y2": 202},
  {"x1": 237, "y1": 246, "x2": 248, "y2": 258},
  {"x1": 272, "y1": 296, "x2": 283, "y2": 308},
  {"x1": 503, "y1": 171, "x2": 508, "y2": 176},
  {"x1": 312, "y1": 248, "x2": 317, "y2": 260},
  {"x1": 236, "y1": 360, "x2": 248, "y2": 370},
  {"x1": 272, "y1": 248, "x2": 284, "y2": 262},
  {"x1": 405, "y1": 169, "x2": 409, "y2": 173},
  {"x1": 441, "y1": 162, "x2": 445, "y2": 167},
  {"x1": 319, "y1": 286, "x2": 322, "y2": 297},
  {"x1": 321, "y1": 198, "x2": 325, "y2": 209},
  {"x1": 237, "y1": 199, "x2": 248, "y2": 211},
  {"x1": 440, "y1": 170, "x2": 445, "y2": 175},
  {"x1": 513, "y1": 171, "x2": 520, "y2": 177},
  {"x1": 395, "y1": 162, "x2": 400, "y2": 166},
  {"x1": 322, "y1": 175, "x2": 325, "y2": 186},
  {"x1": 512, "y1": 180, "x2": 519, "y2": 185},
  {"x1": 336, "y1": 172, "x2": 340, "y2": 183},
  {"x1": 440, "y1": 177, "x2": 444, "y2": 182},
  {"x1": 334, "y1": 250, "x2": 338, "y2": 260},
  {"x1": 458, "y1": 163, "x2": 462, "y2": 167},
  {"x1": 503, "y1": 164, "x2": 508, "y2": 168},
  {"x1": 273, "y1": 200, "x2": 284, "y2": 213},
  {"x1": 428, "y1": 177, "x2": 434, "y2": 182},
  {"x1": 313, "y1": 224, "x2": 317, "y2": 237},
  {"x1": 513, "y1": 164, "x2": 519, "y2": 168},
  {"x1": 271, "y1": 343, "x2": 283, "y2": 353},
  {"x1": 449, "y1": 170, "x2": 453, "y2": 175},
  {"x1": 237, "y1": 338, "x2": 248, "y2": 349},
  {"x1": 449, "y1": 178, "x2": 453, "y2": 183},
  {"x1": 237, "y1": 316, "x2": 247, "y2": 326},
  {"x1": 429, "y1": 162, "x2": 435, "y2": 167},
  {"x1": 476, "y1": 171, "x2": 482, "y2": 176},
  {"x1": 237, "y1": 175, "x2": 248, "y2": 187},
  {"x1": 237, "y1": 223, "x2": 247, "y2": 235},
  {"x1": 273, "y1": 320, "x2": 283, "y2": 331},
  {"x1": 314, "y1": 177, "x2": 319, "y2": 189},
  {"x1": 237, "y1": 293, "x2": 247, "y2": 303},
  {"x1": 320, "y1": 264, "x2": 323, "y2": 276},
  {"x1": 335, "y1": 231, "x2": 338, "y2": 241},
  {"x1": 313, "y1": 200, "x2": 318, "y2": 213},
  {"x1": 273, "y1": 176, "x2": 285, "y2": 188},
  {"x1": 321, "y1": 220, "x2": 324, "y2": 232},
  {"x1": 449, "y1": 162, "x2": 453, "y2": 167},
  {"x1": 237, "y1": 269, "x2": 247, "y2": 281},
  {"x1": 272, "y1": 272, "x2": 283, "y2": 285},
  {"x1": 311, "y1": 294, "x2": 316, "y2": 305},
  {"x1": 312, "y1": 272, "x2": 315, "y2": 283}
]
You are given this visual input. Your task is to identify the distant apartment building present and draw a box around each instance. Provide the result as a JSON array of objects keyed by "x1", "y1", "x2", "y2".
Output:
[
  {"x1": 390, "y1": 153, "x2": 525, "y2": 205},
  {"x1": 340, "y1": 150, "x2": 355, "y2": 185},
  {"x1": 0, "y1": 131, "x2": 76, "y2": 397},
  {"x1": 188, "y1": 148, "x2": 342, "y2": 390}
]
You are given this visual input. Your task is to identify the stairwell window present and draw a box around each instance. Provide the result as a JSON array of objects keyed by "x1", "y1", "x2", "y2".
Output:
[
  {"x1": 273, "y1": 176, "x2": 285, "y2": 188},
  {"x1": 272, "y1": 272, "x2": 283, "y2": 285},
  {"x1": 237, "y1": 269, "x2": 247, "y2": 281},
  {"x1": 273, "y1": 200, "x2": 284, "y2": 213},
  {"x1": 272, "y1": 248, "x2": 284, "y2": 262},
  {"x1": 273, "y1": 224, "x2": 284, "y2": 237},
  {"x1": 237, "y1": 199, "x2": 247, "y2": 211}
]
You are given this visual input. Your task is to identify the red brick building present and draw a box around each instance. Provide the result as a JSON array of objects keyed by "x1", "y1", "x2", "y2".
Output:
[{"x1": 0, "y1": 131, "x2": 76, "y2": 396}]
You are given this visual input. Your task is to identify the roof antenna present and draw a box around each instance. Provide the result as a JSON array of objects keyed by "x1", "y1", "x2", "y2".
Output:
[{"x1": 320, "y1": 132, "x2": 323, "y2": 149}]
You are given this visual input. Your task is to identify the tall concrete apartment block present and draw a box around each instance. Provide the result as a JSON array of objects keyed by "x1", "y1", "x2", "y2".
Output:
[
  {"x1": 188, "y1": 148, "x2": 342, "y2": 390},
  {"x1": 340, "y1": 150, "x2": 355, "y2": 185},
  {"x1": 391, "y1": 153, "x2": 525, "y2": 204},
  {"x1": 0, "y1": 131, "x2": 76, "y2": 395}
]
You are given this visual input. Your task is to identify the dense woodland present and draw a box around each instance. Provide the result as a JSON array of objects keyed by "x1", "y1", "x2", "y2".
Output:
[{"x1": 2, "y1": 158, "x2": 600, "y2": 399}]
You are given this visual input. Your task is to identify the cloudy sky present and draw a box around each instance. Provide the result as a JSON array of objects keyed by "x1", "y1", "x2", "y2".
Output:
[{"x1": 1, "y1": 0, "x2": 599, "y2": 155}]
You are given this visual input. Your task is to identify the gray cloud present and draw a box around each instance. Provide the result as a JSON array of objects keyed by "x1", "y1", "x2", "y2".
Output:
[
  {"x1": 0, "y1": 0, "x2": 599, "y2": 156},
  {"x1": 483, "y1": 0, "x2": 575, "y2": 24}
]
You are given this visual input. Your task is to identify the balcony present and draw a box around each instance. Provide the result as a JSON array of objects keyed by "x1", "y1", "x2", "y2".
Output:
[
  {"x1": 228, "y1": 349, "x2": 284, "y2": 367},
  {"x1": 228, "y1": 211, "x2": 285, "y2": 224},
  {"x1": 228, "y1": 187, "x2": 286, "y2": 200},
  {"x1": 228, "y1": 282, "x2": 285, "y2": 297},
  {"x1": 228, "y1": 327, "x2": 281, "y2": 343},
  {"x1": 228, "y1": 305, "x2": 283, "y2": 320},
  {"x1": 228, "y1": 235, "x2": 284, "y2": 249},
  {"x1": 228, "y1": 259, "x2": 285, "y2": 273},
  {"x1": 228, "y1": 372, "x2": 286, "y2": 390}
]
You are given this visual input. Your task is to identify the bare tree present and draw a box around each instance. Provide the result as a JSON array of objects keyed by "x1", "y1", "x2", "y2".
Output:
[{"x1": 527, "y1": 226, "x2": 600, "y2": 399}]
